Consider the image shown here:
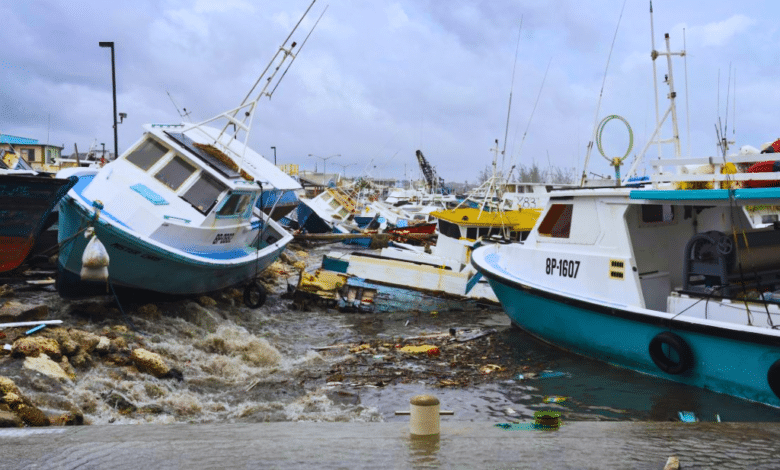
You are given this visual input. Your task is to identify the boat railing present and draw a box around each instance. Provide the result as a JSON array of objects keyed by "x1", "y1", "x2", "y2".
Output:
[{"x1": 648, "y1": 155, "x2": 780, "y2": 189}]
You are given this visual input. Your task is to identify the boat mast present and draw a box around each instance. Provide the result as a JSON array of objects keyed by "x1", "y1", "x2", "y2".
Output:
[
  {"x1": 188, "y1": 0, "x2": 325, "y2": 173},
  {"x1": 624, "y1": 3, "x2": 685, "y2": 181}
]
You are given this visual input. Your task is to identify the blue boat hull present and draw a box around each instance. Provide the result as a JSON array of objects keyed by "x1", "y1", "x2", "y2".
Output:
[
  {"x1": 296, "y1": 201, "x2": 332, "y2": 234},
  {"x1": 57, "y1": 189, "x2": 286, "y2": 297},
  {"x1": 475, "y1": 253, "x2": 780, "y2": 408}
]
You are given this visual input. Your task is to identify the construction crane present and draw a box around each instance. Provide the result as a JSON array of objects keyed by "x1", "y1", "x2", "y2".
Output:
[{"x1": 415, "y1": 149, "x2": 446, "y2": 194}]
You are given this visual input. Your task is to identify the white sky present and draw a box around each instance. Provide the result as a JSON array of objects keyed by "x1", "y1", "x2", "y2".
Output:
[{"x1": 1, "y1": 0, "x2": 778, "y2": 183}]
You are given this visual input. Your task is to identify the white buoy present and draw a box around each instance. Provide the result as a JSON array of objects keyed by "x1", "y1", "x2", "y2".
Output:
[
  {"x1": 80, "y1": 228, "x2": 110, "y2": 282},
  {"x1": 409, "y1": 395, "x2": 440, "y2": 436}
]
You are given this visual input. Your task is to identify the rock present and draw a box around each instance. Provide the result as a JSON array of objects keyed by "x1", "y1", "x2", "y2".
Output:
[
  {"x1": 198, "y1": 296, "x2": 217, "y2": 307},
  {"x1": 181, "y1": 302, "x2": 221, "y2": 330},
  {"x1": 93, "y1": 336, "x2": 111, "y2": 354},
  {"x1": 326, "y1": 389, "x2": 361, "y2": 406},
  {"x1": 0, "y1": 410, "x2": 22, "y2": 427},
  {"x1": 104, "y1": 393, "x2": 137, "y2": 414},
  {"x1": 69, "y1": 350, "x2": 93, "y2": 369},
  {"x1": 139, "y1": 404, "x2": 166, "y2": 415},
  {"x1": 136, "y1": 304, "x2": 159, "y2": 317},
  {"x1": 59, "y1": 357, "x2": 77, "y2": 380},
  {"x1": 12, "y1": 337, "x2": 62, "y2": 360},
  {"x1": 52, "y1": 410, "x2": 84, "y2": 426},
  {"x1": 15, "y1": 404, "x2": 50, "y2": 426},
  {"x1": 0, "y1": 284, "x2": 14, "y2": 298},
  {"x1": 0, "y1": 377, "x2": 20, "y2": 396},
  {"x1": 69, "y1": 330, "x2": 100, "y2": 354},
  {"x1": 110, "y1": 337, "x2": 128, "y2": 353},
  {"x1": 130, "y1": 348, "x2": 171, "y2": 378},
  {"x1": 0, "y1": 302, "x2": 49, "y2": 323},
  {"x1": 23, "y1": 354, "x2": 71, "y2": 381},
  {"x1": 41, "y1": 327, "x2": 79, "y2": 356}
]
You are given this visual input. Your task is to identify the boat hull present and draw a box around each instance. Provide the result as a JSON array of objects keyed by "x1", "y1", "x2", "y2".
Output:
[
  {"x1": 0, "y1": 174, "x2": 77, "y2": 272},
  {"x1": 473, "y1": 246, "x2": 780, "y2": 408},
  {"x1": 57, "y1": 187, "x2": 287, "y2": 297}
]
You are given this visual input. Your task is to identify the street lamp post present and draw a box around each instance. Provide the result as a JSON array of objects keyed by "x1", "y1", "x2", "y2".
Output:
[
  {"x1": 98, "y1": 41, "x2": 118, "y2": 160},
  {"x1": 101, "y1": 143, "x2": 105, "y2": 159},
  {"x1": 308, "y1": 153, "x2": 340, "y2": 174},
  {"x1": 271, "y1": 146, "x2": 277, "y2": 165},
  {"x1": 335, "y1": 162, "x2": 354, "y2": 178}
]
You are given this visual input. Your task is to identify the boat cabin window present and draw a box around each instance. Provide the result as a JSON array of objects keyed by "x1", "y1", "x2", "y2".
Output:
[
  {"x1": 538, "y1": 203, "x2": 572, "y2": 238},
  {"x1": 182, "y1": 173, "x2": 227, "y2": 215},
  {"x1": 126, "y1": 139, "x2": 169, "y2": 170},
  {"x1": 217, "y1": 191, "x2": 254, "y2": 218},
  {"x1": 438, "y1": 219, "x2": 462, "y2": 239},
  {"x1": 640, "y1": 204, "x2": 675, "y2": 225},
  {"x1": 155, "y1": 156, "x2": 196, "y2": 191}
]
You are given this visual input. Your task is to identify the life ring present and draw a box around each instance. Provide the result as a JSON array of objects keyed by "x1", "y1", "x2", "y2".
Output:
[
  {"x1": 648, "y1": 331, "x2": 693, "y2": 375},
  {"x1": 745, "y1": 161, "x2": 780, "y2": 188},
  {"x1": 768, "y1": 359, "x2": 780, "y2": 399},
  {"x1": 243, "y1": 281, "x2": 267, "y2": 308}
]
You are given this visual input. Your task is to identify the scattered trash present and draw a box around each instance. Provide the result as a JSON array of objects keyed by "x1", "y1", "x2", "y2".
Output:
[
  {"x1": 534, "y1": 410, "x2": 562, "y2": 428},
  {"x1": 515, "y1": 373, "x2": 525, "y2": 380},
  {"x1": 537, "y1": 370, "x2": 570, "y2": 379},
  {"x1": 479, "y1": 364, "x2": 504, "y2": 374},
  {"x1": 3, "y1": 344, "x2": 11, "y2": 351},
  {"x1": 25, "y1": 324, "x2": 46, "y2": 335},
  {"x1": 542, "y1": 396, "x2": 568, "y2": 404},
  {"x1": 495, "y1": 422, "x2": 538, "y2": 431},
  {"x1": 449, "y1": 327, "x2": 497, "y2": 343},
  {"x1": 505, "y1": 408, "x2": 517, "y2": 415},
  {"x1": 716, "y1": 414, "x2": 721, "y2": 423},
  {"x1": 400, "y1": 345, "x2": 440, "y2": 356},
  {"x1": 25, "y1": 278, "x2": 55, "y2": 286},
  {"x1": 678, "y1": 411, "x2": 698, "y2": 423}
]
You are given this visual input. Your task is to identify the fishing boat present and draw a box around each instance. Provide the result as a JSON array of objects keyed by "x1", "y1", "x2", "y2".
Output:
[
  {"x1": 322, "y1": 206, "x2": 540, "y2": 304},
  {"x1": 55, "y1": 2, "x2": 324, "y2": 297},
  {"x1": 0, "y1": 161, "x2": 77, "y2": 272},
  {"x1": 470, "y1": 18, "x2": 780, "y2": 407}
]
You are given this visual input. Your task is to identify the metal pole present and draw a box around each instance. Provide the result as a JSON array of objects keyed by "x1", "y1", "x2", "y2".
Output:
[
  {"x1": 99, "y1": 42, "x2": 118, "y2": 160},
  {"x1": 271, "y1": 146, "x2": 277, "y2": 165}
]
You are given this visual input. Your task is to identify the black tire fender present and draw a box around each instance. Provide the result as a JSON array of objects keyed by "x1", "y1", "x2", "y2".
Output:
[
  {"x1": 649, "y1": 331, "x2": 693, "y2": 375},
  {"x1": 768, "y1": 359, "x2": 780, "y2": 399},
  {"x1": 243, "y1": 282, "x2": 267, "y2": 309}
]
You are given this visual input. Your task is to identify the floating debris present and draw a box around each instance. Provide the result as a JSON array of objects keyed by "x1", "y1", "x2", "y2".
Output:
[{"x1": 542, "y1": 396, "x2": 568, "y2": 404}]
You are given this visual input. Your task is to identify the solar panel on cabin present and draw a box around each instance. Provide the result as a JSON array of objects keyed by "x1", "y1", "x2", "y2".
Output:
[{"x1": 164, "y1": 131, "x2": 241, "y2": 179}]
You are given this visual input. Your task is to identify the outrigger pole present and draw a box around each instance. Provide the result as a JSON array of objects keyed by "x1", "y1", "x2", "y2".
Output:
[{"x1": 189, "y1": 0, "x2": 327, "y2": 173}]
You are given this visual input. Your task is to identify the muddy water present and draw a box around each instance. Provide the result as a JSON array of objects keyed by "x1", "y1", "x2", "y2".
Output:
[{"x1": 3, "y1": 243, "x2": 780, "y2": 426}]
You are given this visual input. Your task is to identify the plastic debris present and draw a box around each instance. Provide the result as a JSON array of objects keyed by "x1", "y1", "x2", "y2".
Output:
[
  {"x1": 537, "y1": 370, "x2": 570, "y2": 379},
  {"x1": 678, "y1": 411, "x2": 698, "y2": 423},
  {"x1": 534, "y1": 410, "x2": 562, "y2": 428},
  {"x1": 25, "y1": 324, "x2": 46, "y2": 335},
  {"x1": 400, "y1": 345, "x2": 440, "y2": 356},
  {"x1": 450, "y1": 328, "x2": 497, "y2": 343},
  {"x1": 542, "y1": 396, "x2": 568, "y2": 404},
  {"x1": 3, "y1": 344, "x2": 11, "y2": 351},
  {"x1": 515, "y1": 373, "x2": 525, "y2": 380},
  {"x1": 479, "y1": 364, "x2": 504, "y2": 374},
  {"x1": 716, "y1": 414, "x2": 721, "y2": 423}
]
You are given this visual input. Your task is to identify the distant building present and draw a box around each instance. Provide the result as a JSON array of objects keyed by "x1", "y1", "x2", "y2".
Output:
[{"x1": 0, "y1": 134, "x2": 66, "y2": 173}]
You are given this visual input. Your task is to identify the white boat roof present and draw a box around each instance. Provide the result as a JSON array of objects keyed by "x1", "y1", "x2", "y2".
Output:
[{"x1": 146, "y1": 123, "x2": 301, "y2": 191}]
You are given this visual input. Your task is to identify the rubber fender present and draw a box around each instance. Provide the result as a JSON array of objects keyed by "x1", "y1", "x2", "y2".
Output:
[
  {"x1": 649, "y1": 331, "x2": 693, "y2": 375},
  {"x1": 768, "y1": 359, "x2": 780, "y2": 399}
]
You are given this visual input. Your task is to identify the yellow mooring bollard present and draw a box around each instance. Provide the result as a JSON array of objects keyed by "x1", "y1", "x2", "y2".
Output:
[{"x1": 409, "y1": 395, "x2": 440, "y2": 436}]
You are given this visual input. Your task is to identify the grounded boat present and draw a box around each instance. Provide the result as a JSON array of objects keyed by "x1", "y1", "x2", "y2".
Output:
[
  {"x1": 0, "y1": 166, "x2": 77, "y2": 272},
  {"x1": 55, "y1": 3, "x2": 323, "y2": 297},
  {"x1": 322, "y1": 206, "x2": 541, "y2": 305},
  {"x1": 471, "y1": 20, "x2": 780, "y2": 407}
]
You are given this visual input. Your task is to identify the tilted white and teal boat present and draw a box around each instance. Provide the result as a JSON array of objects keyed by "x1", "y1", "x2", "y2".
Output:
[
  {"x1": 471, "y1": 18, "x2": 780, "y2": 408},
  {"x1": 56, "y1": 4, "x2": 324, "y2": 296}
]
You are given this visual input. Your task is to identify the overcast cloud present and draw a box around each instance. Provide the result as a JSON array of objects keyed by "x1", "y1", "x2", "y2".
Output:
[{"x1": 1, "y1": 0, "x2": 778, "y2": 183}]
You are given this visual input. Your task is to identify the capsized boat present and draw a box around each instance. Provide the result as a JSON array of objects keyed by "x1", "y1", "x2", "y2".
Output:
[
  {"x1": 55, "y1": 2, "x2": 324, "y2": 297},
  {"x1": 0, "y1": 163, "x2": 77, "y2": 272},
  {"x1": 471, "y1": 20, "x2": 780, "y2": 407}
]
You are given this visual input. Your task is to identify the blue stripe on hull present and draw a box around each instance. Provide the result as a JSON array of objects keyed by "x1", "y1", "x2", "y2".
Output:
[
  {"x1": 58, "y1": 196, "x2": 285, "y2": 295},
  {"x1": 486, "y1": 277, "x2": 780, "y2": 408}
]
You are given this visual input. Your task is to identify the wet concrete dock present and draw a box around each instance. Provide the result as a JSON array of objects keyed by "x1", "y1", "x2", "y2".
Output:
[{"x1": 2, "y1": 421, "x2": 779, "y2": 469}]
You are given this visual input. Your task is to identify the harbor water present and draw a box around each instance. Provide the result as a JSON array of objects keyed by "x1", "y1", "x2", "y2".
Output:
[{"x1": 3, "y1": 243, "x2": 780, "y2": 429}]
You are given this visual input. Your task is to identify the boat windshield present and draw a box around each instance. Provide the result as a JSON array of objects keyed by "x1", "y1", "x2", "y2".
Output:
[
  {"x1": 216, "y1": 192, "x2": 254, "y2": 218},
  {"x1": 182, "y1": 172, "x2": 226, "y2": 215}
]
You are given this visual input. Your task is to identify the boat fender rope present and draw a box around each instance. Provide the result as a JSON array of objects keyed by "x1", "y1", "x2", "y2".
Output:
[
  {"x1": 768, "y1": 359, "x2": 780, "y2": 399},
  {"x1": 648, "y1": 331, "x2": 693, "y2": 375}
]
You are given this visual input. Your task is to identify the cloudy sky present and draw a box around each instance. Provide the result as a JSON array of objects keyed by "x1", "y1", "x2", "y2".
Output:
[{"x1": 1, "y1": 0, "x2": 777, "y2": 183}]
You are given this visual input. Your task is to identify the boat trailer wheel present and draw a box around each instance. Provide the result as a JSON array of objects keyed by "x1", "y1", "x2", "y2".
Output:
[{"x1": 243, "y1": 282, "x2": 267, "y2": 309}]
